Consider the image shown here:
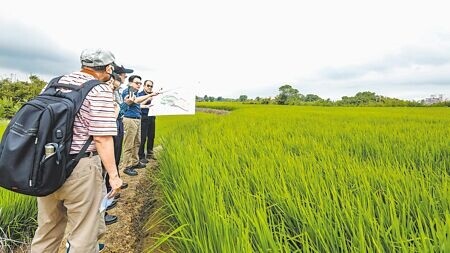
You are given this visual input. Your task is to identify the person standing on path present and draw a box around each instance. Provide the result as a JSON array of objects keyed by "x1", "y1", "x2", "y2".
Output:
[
  {"x1": 31, "y1": 48, "x2": 122, "y2": 253},
  {"x1": 108, "y1": 65, "x2": 134, "y2": 190},
  {"x1": 138, "y1": 80, "x2": 160, "y2": 163}
]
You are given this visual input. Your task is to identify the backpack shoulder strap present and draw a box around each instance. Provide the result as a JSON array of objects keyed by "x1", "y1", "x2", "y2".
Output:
[
  {"x1": 63, "y1": 80, "x2": 102, "y2": 162},
  {"x1": 80, "y1": 79, "x2": 103, "y2": 94},
  {"x1": 41, "y1": 76, "x2": 64, "y2": 94},
  {"x1": 70, "y1": 136, "x2": 93, "y2": 164},
  {"x1": 44, "y1": 78, "x2": 103, "y2": 112},
  {"x1": 43, "y1": 77, "x2": 102, "y2": 95},
  {"x1": 74, "y1": 79, "x2": 103, "y2": 111}
]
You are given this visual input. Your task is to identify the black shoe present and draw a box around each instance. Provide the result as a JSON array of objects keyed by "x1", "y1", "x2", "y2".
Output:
[
  {"x1": 106, "y1": 199, "x2": 118, "y2": 211},
  {"x1": 105, "y1": 214, "x2": 118, "y2": 225},
  {"x1": 133, "y1": 162, "x2": 146, "y2": 169},
  {"x1": 120, "y1": 182, "x2": 128, "y2": 189},
  {"x1": 123, "y1": 167, "x2": 138, "y2": 176},
  {"x1": 139, "y1": 158, "x2": 149, "y2": 164},
  {"x1": 146, "y1": 153, "x2": 157, "y2": 160}
]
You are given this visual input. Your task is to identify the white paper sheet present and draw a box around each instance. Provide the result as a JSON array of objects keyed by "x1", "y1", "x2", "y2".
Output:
[{"x1": 99, "y1": 191, "x2": 115, "y2": 213}]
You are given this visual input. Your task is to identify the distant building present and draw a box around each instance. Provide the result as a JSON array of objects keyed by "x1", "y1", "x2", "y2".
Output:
[{"x1": 422, "y1": 94, "x2": 445, "y2": 105}]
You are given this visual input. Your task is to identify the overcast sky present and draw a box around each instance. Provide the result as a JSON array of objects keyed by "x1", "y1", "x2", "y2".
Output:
[{"x1": 1, "y1": 0, "x2": 449, "y2": 100}]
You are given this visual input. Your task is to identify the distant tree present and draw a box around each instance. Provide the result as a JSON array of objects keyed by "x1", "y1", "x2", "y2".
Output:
[
  {"x1": 239, "y1": 95, "x2": 248, "y2": 102},
  {"x1": 0, "y1": 75, "x2": 46, "y2": 118},
  {"x1": 261, "y1": 98, "x2": 271, "y2": 104},
  {"x1": 430, "y1": 100, "x2": 450, "y2": 107},
  {"x1": 208, "y1": 96, "x2": 215, "y2": 102},
  {"x1": 336, "y1": 91, "x2": 424, "y2": 107},
  {"x1": 217, "y1": 96, "x2": 223, "y2": 101},
  {"x1": 275, "y1": 85, "x2": 302, "y2": 105},
  {"x1": 354, "y1": 91, "x2": 377, "y2": 104},
  {"x1": 304, "y1": 94, "x2": 322, "y2": 102}
]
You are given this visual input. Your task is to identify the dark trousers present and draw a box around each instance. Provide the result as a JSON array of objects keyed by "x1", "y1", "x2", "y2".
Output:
[
  {"x1": 106, "y1": 118, "x2": 124, "y2": 192},
  {"x1": 139, "y1": 116, "x2": 156, "y2": 159}
]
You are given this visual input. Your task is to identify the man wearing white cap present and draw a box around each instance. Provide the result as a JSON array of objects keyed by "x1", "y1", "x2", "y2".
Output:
[{"x1": 31, "y1": 48, "x2": 122, "y2": 253}]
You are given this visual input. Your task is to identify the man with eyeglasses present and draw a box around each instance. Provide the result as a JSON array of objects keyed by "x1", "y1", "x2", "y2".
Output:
[{"x1": 138, "y1": 80, "x2": 160, "y2": 163}]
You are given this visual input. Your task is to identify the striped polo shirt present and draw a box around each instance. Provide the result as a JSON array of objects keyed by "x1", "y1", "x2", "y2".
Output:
[{"x1": 57, "y1": 72, "x2": 117, "y2": 154}]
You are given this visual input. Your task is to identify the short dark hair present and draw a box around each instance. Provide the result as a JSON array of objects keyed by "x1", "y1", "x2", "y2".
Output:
[
  {"x1": 81, "y1": 64, "x2": 108, "y2": 71},
  {"x1": 128, "y1": 75, "x2": 142, "y2": 83},
  {"x1": 111, "y1": 73, "x2": 121, "y2": 81},
  {"x1": 144, "y1": 80, "x2": 153, "y2": 86}
]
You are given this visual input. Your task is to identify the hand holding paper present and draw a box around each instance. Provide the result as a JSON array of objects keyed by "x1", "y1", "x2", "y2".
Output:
[{"x1": 99, "y1": 191, "x2": 115, "y2": 213}]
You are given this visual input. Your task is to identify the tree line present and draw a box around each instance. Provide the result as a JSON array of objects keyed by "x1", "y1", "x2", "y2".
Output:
[
  {"x1": 0, "y1": 75, "x2": 46, "y2": 119},
  {"x1": 197, "y1": 84, "x2": 449, "y2": 107},
  {"x1": 1, "y1": 77, "x2": 448, "y2": 119}
]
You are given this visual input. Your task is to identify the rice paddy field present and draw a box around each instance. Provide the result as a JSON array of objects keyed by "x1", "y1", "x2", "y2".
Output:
[
  {"x1": 1, "y1": 104, "x2": 449, "y2": 252},
  {"x1": 148, "y1": 103, "x2": 450, "y2": 252}
]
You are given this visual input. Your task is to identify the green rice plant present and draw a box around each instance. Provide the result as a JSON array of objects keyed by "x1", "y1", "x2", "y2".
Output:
[
  {"x1": 0, "y1": 190, "x2": 37, "y2": 246},
  {"x1": 146, "y1": 105, "x2": 450, "y2": 252},
  {"x1": 0, "y1": 119, "x2": 9, "y2": 134}
]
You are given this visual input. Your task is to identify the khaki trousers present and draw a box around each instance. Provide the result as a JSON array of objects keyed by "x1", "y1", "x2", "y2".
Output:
[
  {"x1": 122, "y1": 117, "x2": 141, "y2": 168},
  {"x1": 31, "y1": 155, "x2": 103, "y2": 253}
]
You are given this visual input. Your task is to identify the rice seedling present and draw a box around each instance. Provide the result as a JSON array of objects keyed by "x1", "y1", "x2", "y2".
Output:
[{"x1": 147, "y1": 105, "x2": 450, "y2": 252}]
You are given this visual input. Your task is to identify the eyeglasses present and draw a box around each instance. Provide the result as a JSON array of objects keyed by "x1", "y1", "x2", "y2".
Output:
[
  {"x1": 133, "y1": 81, "x2": 142, "y2": 85},
  {"x1": 146, "y1": 85, "x2": 153, "y2": 88}
]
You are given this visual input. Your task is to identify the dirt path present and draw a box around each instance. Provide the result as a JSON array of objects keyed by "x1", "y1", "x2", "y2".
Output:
[
  {"x1": 50, "y1": 157, "x2": 160, "y2": 253},
  {"x1": 99, "y1": 157, "x2": 159, "y2": 253},
  {"x1": 196, "y1": 107, "x2": 230, "y2": 115}
]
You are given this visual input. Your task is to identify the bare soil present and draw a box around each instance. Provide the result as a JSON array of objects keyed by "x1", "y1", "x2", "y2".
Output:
[
  {"x1": 196, "y1": 107, "x2": 230, "y2": 115},
  {"x1": 98, "y1": 158, "x2": 160, "y2": 253},
  {"x1": 95, "y1": 145, "x2": 170, "y2": 253},
  {"x1": 51, "y1": 157, "x2": 162, "y2": 253}
]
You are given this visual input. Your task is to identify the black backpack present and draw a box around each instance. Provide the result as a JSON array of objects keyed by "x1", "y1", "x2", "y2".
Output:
[{"x1": 0, "y1": 76, "x2": 101, "y2": 196}]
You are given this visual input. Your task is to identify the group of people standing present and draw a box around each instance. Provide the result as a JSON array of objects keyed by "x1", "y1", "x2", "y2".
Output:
[
  {"x1": 30, "y1": 48, "x2": 160, "y2": 252},
  {"x1": 103, "y1": 66, "x2": 160, "y2": 227},
  {"x1": 119, "y1": 74, "x2": 159, "y2": 177}
]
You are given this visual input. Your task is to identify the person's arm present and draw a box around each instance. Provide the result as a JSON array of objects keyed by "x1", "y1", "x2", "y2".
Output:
[
  {"x1": 94, "y1": 136, "x2": 122, "y2": 197},
  {"x1": 91, "y1": 85, "x2": 122, "y2": 197},
  {"x1": 113, "y1": 102, "x2": 120, "y2": 118},
  {"x1": 139, "y1": 96, "x2": 153, "y2": 106},
  {"x1": 135, "y1": 93, "x2": 153, "y2": 104},
  {"x1": 137, "y1": 92, "x2": 161, "y2": 104}
]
